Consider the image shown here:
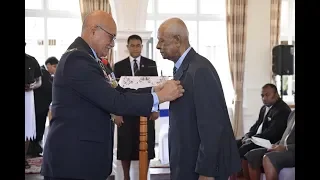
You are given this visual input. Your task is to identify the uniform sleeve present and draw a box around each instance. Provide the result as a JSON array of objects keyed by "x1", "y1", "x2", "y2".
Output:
[{"x1": 33, "y1": 57, "x2": 42, "y2": 78}]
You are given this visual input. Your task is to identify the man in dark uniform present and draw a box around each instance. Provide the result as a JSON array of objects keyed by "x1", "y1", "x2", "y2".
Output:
[
  {"x1": 28, "y1": 57, "x2": 59, "y2": 157},
  {"x1": 25, "y1": 42, "x2": 42, "y2": 168},
  {"x1": 113, "y1": 34, "x2": 159, "y2": 180}
]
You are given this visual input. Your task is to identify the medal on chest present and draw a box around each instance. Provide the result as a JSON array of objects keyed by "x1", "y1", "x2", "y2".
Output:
[{"x1": 97, "y1": 58, "x2": 118, "y2": 88}]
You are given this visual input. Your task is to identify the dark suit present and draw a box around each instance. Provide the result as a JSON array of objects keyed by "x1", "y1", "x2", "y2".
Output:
[
  {"x1": 41, "y1": 37, "x2": 156, "y2": 180},
  {"x1": 169, "y1": 48, "x2": 241, "y2": 180},
  {"x1": 114, "y1": 56, "x2": 158, "y2": 160},
  {"x1": 28, "y1": 65, "x2": 53, "y2": 155},
  {"x1": 236, "y1": 99, "x2": 291, "y2": 158},
  {"x1": 244, "y1": 110, "x2": 295, "y2": 172}
]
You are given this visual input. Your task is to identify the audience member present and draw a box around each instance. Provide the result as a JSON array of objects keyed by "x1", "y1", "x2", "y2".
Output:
[
  {"x1": 28, "y1": 57, "x2": 59, "y2": 157},
  {"x1": 244, "y1": 109, "x2": 295, "y2": 180},
  {"x1": 25, "y1": 42, "x2": 42, "y2": 168},
  {"x1": 235, "y1": 83, "x2": 291, "y2": 178}
]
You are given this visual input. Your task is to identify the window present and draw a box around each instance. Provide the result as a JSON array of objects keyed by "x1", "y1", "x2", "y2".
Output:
[
  {"x1": 47, "y1": 18, "x2": 82, "y2": 58},
  {"x1": 25, "y1": 17, "x2": 45, "y2": 65},
  {"x1": 199, "y1": 0, "x2": 225, "y2": 15},
  {"x1": 25, "y1": 0, "x2": 81, "y2": 66},
  {"x1": 147, "y1": 0, "x2": 153, "y2": 14},
  {"x1": 146, "y1": 20, "x2": 155, "y2": 36},
  {"x1": 157, "y1": 0, "x2": 197, "y2": 14},
  {"x1": 147, "y1": 0, "x2": 234, "y2": 106},
  {"x1": 47, "y1": 0, "x2": 80, "y2": 13},
  {"x1": 277, "y1": 0, "x2": 295, "y2": 104},
  {"x1": 25, "y1": 0, "x2": 43, "y2": 10}
]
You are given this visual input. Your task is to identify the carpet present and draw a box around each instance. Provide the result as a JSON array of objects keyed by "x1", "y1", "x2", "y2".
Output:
[{"x1": 25, "y1": 157, "x2": 42, "y2": 174}]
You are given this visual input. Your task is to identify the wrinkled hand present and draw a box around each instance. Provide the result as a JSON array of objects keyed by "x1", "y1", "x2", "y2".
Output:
[
  {"x1": 198, "y1": 175, "x2": 215, "y2": 180},
  {"x1": 149, "y1": 112, "x2": 159, "y2": 120},
  {"x1": 156, "y1": 80, "x2": 184, "y2": 103},
  {"x1": 114, "y1": 116, "x2": 124, "y2": 127},
  {"x1": 153, "y1": 82, "x2": 165, "y2": 92},
  {"x1": 268, "y1": 144, "x2": 286, "y2": 152}
]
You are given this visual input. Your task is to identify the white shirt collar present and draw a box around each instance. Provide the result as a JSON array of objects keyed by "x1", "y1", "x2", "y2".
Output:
[
  {"x1": 129, "y1": 56, "x2": 141, "y2": 76},
  {"x1": 129, "y1": 56, "x2": 141, "y2": 64}
]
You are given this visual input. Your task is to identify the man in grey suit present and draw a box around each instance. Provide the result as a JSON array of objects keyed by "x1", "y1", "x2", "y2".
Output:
[
  {"x1": 244, "y1": 110, "x2": 295, "y2": 180},
  {"x1": 156, "y1": 18, "x2": 241, "y2": 180}
]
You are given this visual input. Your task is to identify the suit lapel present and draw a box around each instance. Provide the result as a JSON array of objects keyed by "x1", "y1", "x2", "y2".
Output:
[
  {"x1": 136, "y1": 56, "x2": 146, "y2": 76},
  {"x1": 174, "y1": 48, "x2": 196, "y2": 80},
  {"x1": 263, "y1": 107, "x2": 271, "y2": 121},
  {"x1": 139, "y1": 56, "x2": 145, "y2": 72},
  {"x1": 124, "y1": 58, "x2": 133, "y2": 76}
]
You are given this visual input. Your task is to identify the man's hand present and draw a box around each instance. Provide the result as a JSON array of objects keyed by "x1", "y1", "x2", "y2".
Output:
[
  {"x1": 29, "y1": 82, "x2": 37, "y2": 90},
  {"x1": 149, "y1": 112, "x2": 159, "y2": 120},
  {"x1": 198, "y1": 175, "x2": 215, "y2": 180},
  {"x1": 268, "y1": 144, "x2": 286, "y2": 152},
  {"x1": 156, "y1": 80, "x2": 184, "y2": 103},
  {"x1": 25, "y1": 84, "x2": 31, "y2": 91},
  {"x1": 114, "y1": 116, "x2": 124, "y2": 127},
  {"x1": 153, "y1": 82, "x2": 165, "y2": 92},
  {"x1": 241, "y1": 137, "x2": 248, "y2": 144},
  {"x1": 242, "y1": 138, "x2": 252, "y2": 144}
]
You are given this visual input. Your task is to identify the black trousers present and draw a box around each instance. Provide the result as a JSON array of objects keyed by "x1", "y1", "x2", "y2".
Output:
[
  {"x1": 44, "y1": 177, "x2": 106, "y2": 180},
  {"x1": 236, "y1": 139, "x2": 260, "y2": 158},
  {"x1": 44, "y1": 177, "x2": 84, "y2": 180},
  {"x1": 27, "y1": 109, "x2": 48, "y2": 155}
]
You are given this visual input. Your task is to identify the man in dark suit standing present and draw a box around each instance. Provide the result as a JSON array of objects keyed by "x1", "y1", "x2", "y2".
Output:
[
  {"x1": 28, "y1": 57, "x2": 59, "y2": 157},
  {"x1": 41, "y1": 11, "x2": 184, "y2": 180},
  {"x1": 156, "y1": 18, "x2": 241, "y2": 180},
  {"x1": 113, "y1": 34, "x2": 159, "y2": 180},
  {"x1": 235, "y1": 84, "x2": 291, "y2": 178}
]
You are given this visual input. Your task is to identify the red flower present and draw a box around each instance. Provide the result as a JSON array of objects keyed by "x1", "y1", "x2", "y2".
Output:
[{"x1": 101, "y1": 58, "x2": 108, "y2": 65}]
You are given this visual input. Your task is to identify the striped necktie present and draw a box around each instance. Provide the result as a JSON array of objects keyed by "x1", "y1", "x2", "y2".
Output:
[
  {"x1": 173, "y1": 66, "x2": 177, "y2": 75},
  {"x1": 133, "y1": 59, "x2": 139, "y2": 76}
]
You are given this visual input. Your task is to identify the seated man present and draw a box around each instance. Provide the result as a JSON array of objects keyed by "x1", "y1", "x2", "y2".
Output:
[
  {"x1": 244, "y1": 109, "x2": 295, "y2": 180},
  {"x1": 235, "y1": 83, "x2": 291, "y2": 177}
]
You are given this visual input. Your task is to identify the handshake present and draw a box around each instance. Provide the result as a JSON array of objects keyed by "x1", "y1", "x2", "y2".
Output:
[{"x1": 153, "y1": 80, "x2": 185, "y2": 103}]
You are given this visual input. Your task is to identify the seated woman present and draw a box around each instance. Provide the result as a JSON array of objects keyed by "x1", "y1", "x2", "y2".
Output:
[{"x1": 243, "y1": 110, "x2": 295, "y2": 180}]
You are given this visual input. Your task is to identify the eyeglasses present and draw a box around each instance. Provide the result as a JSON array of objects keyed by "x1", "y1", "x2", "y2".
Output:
[{"x1": 97, "y1": 25, "x2": 116, "y2": 48}]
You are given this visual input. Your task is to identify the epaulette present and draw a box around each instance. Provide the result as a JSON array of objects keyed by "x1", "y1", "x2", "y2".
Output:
[
  {"x1": 63, "y1": 48, "x2": 78, "y2": 55},
  {"x1": 62, "y1": 48, "x2": 95, "y2": 60},
  {"x1": 25, "y1": 53, "x2": 35, "y2": 59}
]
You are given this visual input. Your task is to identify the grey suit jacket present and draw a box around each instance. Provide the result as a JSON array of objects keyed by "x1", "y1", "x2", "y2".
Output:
[
  {"x1": 168, "y1": 48, "x2": 241, "y2": 180},
  {"x1": 279, "y1": 110, "x2": 295, "y2": 152}
]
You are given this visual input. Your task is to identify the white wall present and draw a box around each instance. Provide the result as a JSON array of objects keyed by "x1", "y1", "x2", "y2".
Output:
[{"x1": 243, "y1": 0, "x2": 271, "y2": 133}]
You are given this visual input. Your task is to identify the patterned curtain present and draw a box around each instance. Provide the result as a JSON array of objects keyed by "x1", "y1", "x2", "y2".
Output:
[
  {"x1": 226, "y1": 0, "x2": 248, "y2": 138},
  {"x1": 79, "y1": 0, "x2": 114, "y2": 67},
  {"x1": 270, "y1": 0, "x2": 282, "y2": 83}
]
